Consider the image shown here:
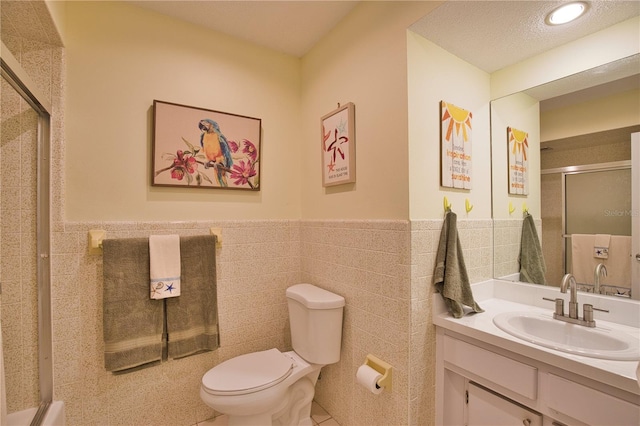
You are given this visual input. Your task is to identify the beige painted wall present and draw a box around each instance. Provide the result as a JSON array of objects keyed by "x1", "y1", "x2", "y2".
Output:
[
  {"x1": 300, "y1": 1, "x2": 440, "y2": 220},
  {"x1": 64, "y1": 2, "x2": 638, "y2": 224},
  {"x1": 65, "y1": 1, "x2": 302, "y2": 221},
  {"x1": 407, "y1": 31, "x2": 492, "y2": 220},
  {"x1": 65, "y1": 1, "x2": 447, "y2": 223},
  {"x1": 541, "y1": 88, "x2": 640, "y2": 142},
  {"x1": 491, "y1": 92, "x2": 541, "y2": 220}
]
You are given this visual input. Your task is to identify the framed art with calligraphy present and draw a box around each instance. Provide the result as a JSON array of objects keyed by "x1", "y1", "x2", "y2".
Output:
[
  {"x1": 152, "y1": 100, "x2": 261, "y2": 190},
  {"x1": 507, "y1": 126, "x2": 529, "y2": 195},
  {"x1": 440, "y1": 100, "x2": 472, "y2": 189},
  {"x1": 321, "y1": 102, "x2": 356, "y2": 187}
]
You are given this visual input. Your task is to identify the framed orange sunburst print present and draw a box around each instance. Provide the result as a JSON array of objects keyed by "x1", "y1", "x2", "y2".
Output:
[
  {"x1": 440, "y1": 101, "x2": 472, "y2": 189},
  {"x1": 321, "y1": 103, "x2": 356, "y2": 187},
  {"x1": 507, "y1": 126, "x2": 529, "y2": 195}
]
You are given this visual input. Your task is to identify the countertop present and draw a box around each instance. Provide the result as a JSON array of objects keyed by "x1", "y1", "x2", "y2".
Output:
[{"x1": 433, "y1": 279, "x2": 640, "y2": 396}]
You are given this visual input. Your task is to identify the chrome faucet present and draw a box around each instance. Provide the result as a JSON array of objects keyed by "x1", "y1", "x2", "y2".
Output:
[
  {"x1": 547, "y1": 273, "x2": 609, "y2": 327},
  {"x1": 560, "y1": 273, "x2": 579, "y2": 319},
  {"x1": 594, "y1": 263, "x2": 607, "y2": 294}
]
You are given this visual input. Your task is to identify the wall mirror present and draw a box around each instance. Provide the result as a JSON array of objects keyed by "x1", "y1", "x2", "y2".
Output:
[{"x1": 490, "y1": 54, "x2": 640, "y2": 300}]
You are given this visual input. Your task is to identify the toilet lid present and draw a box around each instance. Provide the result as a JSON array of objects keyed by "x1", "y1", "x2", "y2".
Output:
[{"x1": 202, "y1": 348, "x2": 294, "y2": 395}]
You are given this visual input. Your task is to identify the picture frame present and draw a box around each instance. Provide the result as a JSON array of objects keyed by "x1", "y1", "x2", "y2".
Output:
[
  {"x1": 321, "y1": 102, "x2": 356, "y2": 187},
  {"x1": 507, "y1": 126, "x2": 529, "y2": 195},
  {"x1": 440, "y1": 100, "x2": 472, "y2": 189},
  {"x1": 152, "y1": 100, "x2": 261, "y2": 190}
]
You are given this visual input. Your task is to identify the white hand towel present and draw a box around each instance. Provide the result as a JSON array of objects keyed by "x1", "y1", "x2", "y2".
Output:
[
  {"x1": 594, "y1": 234, "x2": 611, "y2": 259},
  {"x1": 149, "y1": 235, "x2": 181, "y2": 299}
]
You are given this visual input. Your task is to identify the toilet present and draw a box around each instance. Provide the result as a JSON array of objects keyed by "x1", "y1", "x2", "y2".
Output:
[{"x1": 200, "y1": 283, "x2": 345, "y2": 426}]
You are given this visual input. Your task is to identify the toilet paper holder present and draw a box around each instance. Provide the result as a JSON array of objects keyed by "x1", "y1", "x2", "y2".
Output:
[{"x1": 364, "y1": 354, "x2": 393, "y2": 392}]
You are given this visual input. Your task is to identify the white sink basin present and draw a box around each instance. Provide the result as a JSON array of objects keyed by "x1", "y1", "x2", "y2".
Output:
[{"x1": 493, "y1": 312, "x2": 640, "y2": 361}]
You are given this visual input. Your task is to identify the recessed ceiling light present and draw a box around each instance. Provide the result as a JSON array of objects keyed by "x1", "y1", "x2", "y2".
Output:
[{"x1": 546, "y1": 2, "x2": 588, "y2": 25}]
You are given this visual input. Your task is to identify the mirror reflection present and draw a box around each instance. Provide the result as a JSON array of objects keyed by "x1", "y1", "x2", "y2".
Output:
[{"x1": 491, "y1": 55, "x2": 640, "y2": 300}]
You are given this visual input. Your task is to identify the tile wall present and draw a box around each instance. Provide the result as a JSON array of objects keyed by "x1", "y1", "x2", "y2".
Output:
[
  {"x1": 301, "y1": 220, "x2": 411, "y2": 425},
  {"x1": 51, "y1": 220, "x2": 300, "y2": 425},
  {"x1": 49, "y1": 218, "x2": 492, "y2": 426},
  {"x1": 305, "y1": 218, "x2": 492, "y2": 426},
  {"x1": 409, "y1": 218, "x2": 492, "y2": 426},
  {"x1": 494, "y1": 218, "x2": 543, "y2": 281}
]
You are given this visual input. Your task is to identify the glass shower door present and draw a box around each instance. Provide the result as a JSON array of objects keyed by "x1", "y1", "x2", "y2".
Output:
[
  {"x1": 1, "y1": 69, "x2": 42, "y2": 416},
  {"x1": 1, "y1": 42, "x2": 52, "y2": 425},
  {"x1": 565, "y1": 167, "x2": 632, "y2": 291}
]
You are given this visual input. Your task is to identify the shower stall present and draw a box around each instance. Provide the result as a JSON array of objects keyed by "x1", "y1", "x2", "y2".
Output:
[{"x1": 1, "y1": 41, "x2": 62, "y2": 425}]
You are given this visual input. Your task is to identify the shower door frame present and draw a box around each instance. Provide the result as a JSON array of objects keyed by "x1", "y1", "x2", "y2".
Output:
[
  {"x1": 542, "y1": 160, "x2": 632, "y2": 290},
  {"x1": 0, "y1": 42, "x2": 53, "y2": 423}
]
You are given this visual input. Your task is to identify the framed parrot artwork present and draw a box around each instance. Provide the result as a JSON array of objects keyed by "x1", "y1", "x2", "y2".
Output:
[
  {"x1": 321, "y1": 102, "x2": 356, "y2": 187},
  {"x1": 152, "y1": 100, "x2": 261, "y2": 190}
]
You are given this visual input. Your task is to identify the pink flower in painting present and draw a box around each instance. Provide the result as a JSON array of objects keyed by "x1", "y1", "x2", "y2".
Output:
[
  {"x1": 184, "y1": 156, "x2": 197, "y2": 174},
  {"x1": 230, "y1": 160, "x2": 256, "y2": 186},
  {"x1": 171, "y1": 167, "x2": 185, "y2": 180},
  {"x1": 242, "y1": 139, "x2": 257, "y2": 161},
  {"x1": 170, "y1": 150, "x2": 198, "y2": 181},
  {"x1": 228, "y1": 140, "x2": 239, "y2": 153}
]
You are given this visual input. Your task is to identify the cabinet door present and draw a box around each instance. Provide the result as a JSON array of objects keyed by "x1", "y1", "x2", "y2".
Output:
[{"x1": 467, "y1": 382, "x2": 542, "y2": 426}]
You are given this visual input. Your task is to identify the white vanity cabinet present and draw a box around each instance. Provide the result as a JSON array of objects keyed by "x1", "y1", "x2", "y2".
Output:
[
  {"x1": 467, "y1": 382, "x2": 543, "y2": 426},
  {"x1": 433, "y1": 280, "x2": 640, "y2": 426},
  {"x1": 436, "y1": 329, "x2": 640, "y2": 426}
]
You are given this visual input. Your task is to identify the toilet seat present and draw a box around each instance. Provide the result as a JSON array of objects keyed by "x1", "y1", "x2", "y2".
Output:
[{"x1": 202, "y1": 348, "x2": 293, "y2": 396}]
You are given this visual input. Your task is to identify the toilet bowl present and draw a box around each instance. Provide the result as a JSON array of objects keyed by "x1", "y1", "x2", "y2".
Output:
[
  {"x1": 200, "y1": 349, "x2": 320, "y2": 425},
  {"x1": 200, "y1": 284, "x2": 345, "y2": 426}
]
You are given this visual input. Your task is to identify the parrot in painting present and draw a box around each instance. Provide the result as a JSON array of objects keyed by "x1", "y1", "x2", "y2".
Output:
[{"x1": 199, "y1": 119, "x2": 233, "y2": 187}]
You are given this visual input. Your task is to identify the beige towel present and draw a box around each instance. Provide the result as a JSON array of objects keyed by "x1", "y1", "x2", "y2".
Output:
[
  {"x1": 433, "y1": 211, "x2": 483, "y2": 318},
  {"x1": 166, "y1": 235, "x2": 220, "y2": 358},
  {"x1": 571, "y1": 234, "x2": 593, "y2": 283},
  {"x1": 103, "y1": 238, "x2": 164, "y2": 373},
  {"x1": 149, "y1": 234, "x2": 181, "y2": 299},
  {"x1": 594, "y1": 234, "x2": 611, "y2": 259}
]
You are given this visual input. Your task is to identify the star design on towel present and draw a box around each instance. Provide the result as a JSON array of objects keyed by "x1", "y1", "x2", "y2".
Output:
[
  {"x1": 596, "y1": 248, "x2": 604, "y2": 256},
  {"x1": 165, "y1": 283, "x2": 176, "y2": 293},
  {"x1": 150, "y1": 282, "x2": 164, "y2": 297}
]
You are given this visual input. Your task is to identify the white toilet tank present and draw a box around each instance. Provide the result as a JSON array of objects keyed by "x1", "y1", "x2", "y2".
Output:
[{"x1": 286, "y1": 284, "x2": 345, "y2": 365}]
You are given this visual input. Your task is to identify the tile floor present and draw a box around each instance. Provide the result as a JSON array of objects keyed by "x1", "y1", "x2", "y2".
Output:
[
  {"x1": 198, "y1": 401, "x2": 339, "y2": 425},
  {"x1": 310, "y1": 401, "x2": 340, "y2": 426}
]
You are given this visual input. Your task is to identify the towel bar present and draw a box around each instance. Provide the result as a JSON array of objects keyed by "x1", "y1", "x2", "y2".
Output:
[
  {"x1": 210, "y1": 228, "x2": 223, "y2": 247},
  {"x1": 88, "y1": 229, "x2": 106, "y2": 254},
  {"x1": 89, "y1": 229, "x2": 222, "y2": 253}
]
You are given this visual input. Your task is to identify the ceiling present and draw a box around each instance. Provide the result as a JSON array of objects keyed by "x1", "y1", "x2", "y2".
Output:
[
  {"x1": 409, "y1": 0, "x2": 640, "y2": 73},
  {"x1": 129, "y1": 1, "x2": 640, "y2": 72},
  {"x1": 128, "y1": 0, "x2": 360, "y2": 58}
]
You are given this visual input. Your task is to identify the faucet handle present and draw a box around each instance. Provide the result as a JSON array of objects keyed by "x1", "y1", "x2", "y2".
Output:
[
  {"x1": 543, "y1": 297, "x2": 564, "y2": 316},
  {"x1": 583, "y1": 304, "x2": 609, "y2": 325},
  {"x1": 583, "y1": 304, "x2": 594, "y2": 323}
]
